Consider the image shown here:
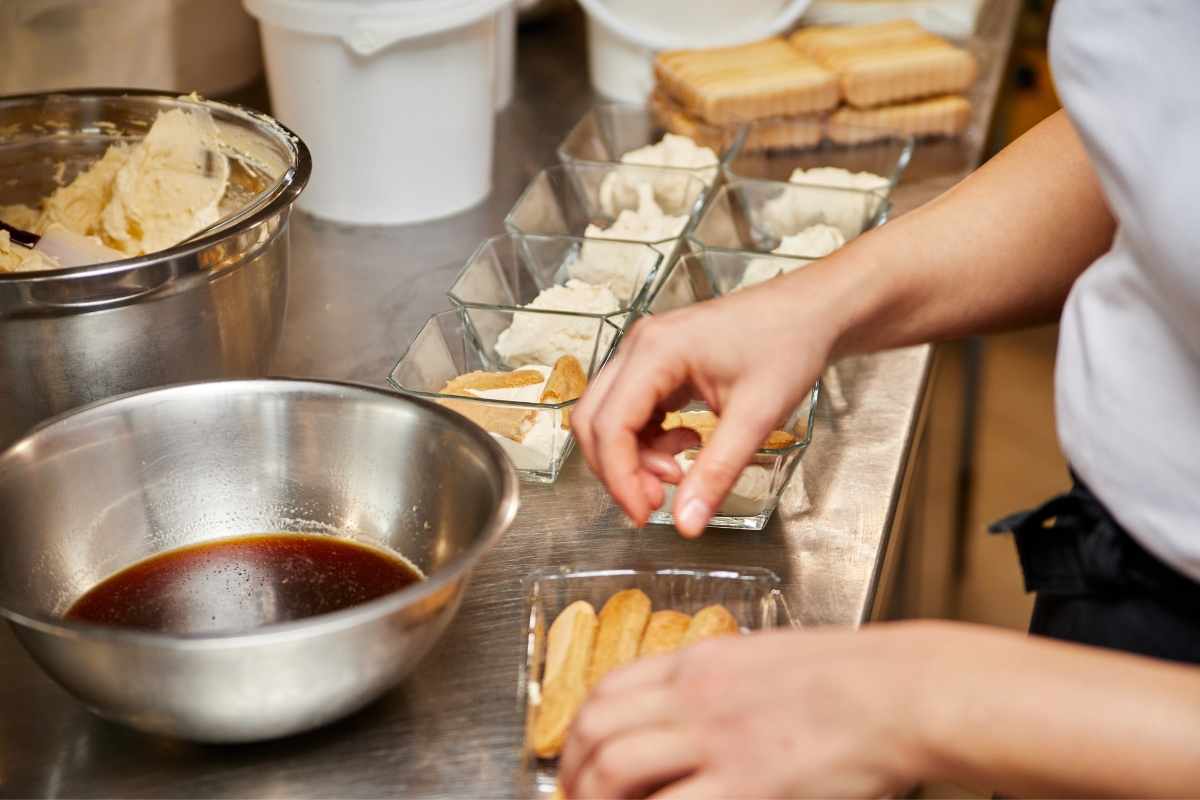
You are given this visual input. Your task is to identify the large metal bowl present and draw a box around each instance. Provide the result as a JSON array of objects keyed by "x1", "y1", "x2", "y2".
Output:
[
  {"x1": 0, "y1": 379, "x2": 519, "y2": 743},
  {"x1": 0, "y1": 90, "x2": 311, "y2": 450}
]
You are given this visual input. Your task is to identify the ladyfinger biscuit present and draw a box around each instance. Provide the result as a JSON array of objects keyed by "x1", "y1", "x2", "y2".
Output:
[
  {"x1": 539, "y1": 355, "x2": 588, "y2": 429},
  {"x1": 662, "y1": 410, "x2": 800, "y2": 450},
  {"x1": 826, "y1": 95, "x2": 972, "y2": 144},
  {"x1": 648, "y1": 89, "x2": 740, "y2": 152},
  {"x1": 789, "y1": 19, "x2": 929, "y2": 61},
  {"x1": 649, "y1": 89, "x2": 822, "y2": 153},
  {"x1": 533, "y1": 600, "x2": 598, "y2": 758},
  {"x1": 741, "y1": 114, "x2": 825, "y2": 153},
  {"x1": 638, "y1": 610, "x2": 692, "y2": 657},
  {"x1": 442, "y1": 368, "x2": 544, "y2": 394},
  {"x1": 825, "y1": 41, "x2": 978, "y2": 108},
  {"x1": 655, "y1": 38, "x2": 839, "y2": 125},
  {"x1": 587, "y1": 589, "x2": 652, "y2": 688},
  {"x1": 438, "y1": 369, "x2": 544, "y2": 440},
  {"x1": 438, "y1": 398, "x2": 533, "y2": 442},
  {"x1": 680, "y1": 604, "x2": 740, "y2": 645}
]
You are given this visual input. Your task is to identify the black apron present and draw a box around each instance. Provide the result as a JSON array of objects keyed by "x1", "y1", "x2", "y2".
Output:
[{"x1": 990, "y1": 475, "x2": 1200, "y2": 664}]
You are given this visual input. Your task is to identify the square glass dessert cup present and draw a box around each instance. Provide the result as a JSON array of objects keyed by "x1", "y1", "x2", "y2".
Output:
[
  {"x1": 647, "y1": 246, "x2": 819, "y2": 312},
  {"x1": 724, "y1": 122, "x2": 915, "y2": 195},
  {"x1": 447, "y1": 233, "x2": 664, "y2": 321},
  {"x1": 517, "y1": 564, "x2": 795, "y2": 799},
  {"x1": 388, "y1": 307, "x2": 621, "y2": 484},
  {"x1": 504, "y1": 163, "x2": 711, "y2": 288},
  {"x1": 642, "y1": 248, "x2": 820, "y2": 530},
  {"x1": 691, "y1": 178, "x2": 889, "y2": 257},
  {"x1": 646, "y1": 390, "x2": 818, "y2": 532},
  {"x1": 556, "y1": 103, "x2": 745, "y2": 187}
]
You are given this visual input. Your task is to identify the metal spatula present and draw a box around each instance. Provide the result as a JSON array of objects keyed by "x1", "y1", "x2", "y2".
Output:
[{"x1": 0, "y1": 219, "x2": 125, "y2": 267}]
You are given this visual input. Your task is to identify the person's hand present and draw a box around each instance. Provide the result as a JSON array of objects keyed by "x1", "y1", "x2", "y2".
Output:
[
  {"x1": 557, "y1": 623, "x2": 941, "y2": 799},
  {"x1": 571, "y1": 276, "x2": 838, "y2": 536}
]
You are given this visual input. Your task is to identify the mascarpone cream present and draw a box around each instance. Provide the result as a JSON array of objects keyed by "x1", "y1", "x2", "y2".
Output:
[
  {"x1": 588, "y1": 182, "x2": 688, "y2": 257},
  {"x1": 494, "y1": 279, "x2": 620, "y2": 372},
  {"x1": 621, "y1": 133, "x2": 719, "y2": 182},
  {"x1": 735, "y1": 224, "x2": 846, "y2": 290},
  {"x1": 0, "y1": 106, "x2": 233, "y2": 271}
]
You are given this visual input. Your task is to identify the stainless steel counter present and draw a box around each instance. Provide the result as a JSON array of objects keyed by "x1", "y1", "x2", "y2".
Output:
[{"x1": 0, "y1": 3, "x2": 1018, "y2": 796}]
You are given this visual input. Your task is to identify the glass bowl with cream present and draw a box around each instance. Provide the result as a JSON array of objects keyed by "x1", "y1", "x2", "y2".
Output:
[
  {"x1": 505, "y1": 163, "x2": 709, "y2": 298},
  {"x1": 724, "y1": 123, "x2": 915, "y2": 197},
  {"x1": 646, "y1": 246, "x2": 818, "y2": 311},
  {"x1": 389, "y1": 307, "x2": 621, "y2": 483},
  {"x1": 689, "y1": 178, "x2": 889, "y2": 260},
  {"x1": 447, "y1": 233, "x2": 663, "y2": 325},
  {"x1": 641, "y1": 248, "x2": 828, "y2": 531},
  {"x1": 557, "y1": 103, "x2": 747, "y2": 189},
  {"x1": 647, "y1": 396, "x2": 818, "y2": 531}
]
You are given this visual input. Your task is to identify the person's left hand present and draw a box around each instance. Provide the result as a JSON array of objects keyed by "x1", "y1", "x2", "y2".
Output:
[{"x1": 557, "y1": 622, "x2": 944, "y2": 799}]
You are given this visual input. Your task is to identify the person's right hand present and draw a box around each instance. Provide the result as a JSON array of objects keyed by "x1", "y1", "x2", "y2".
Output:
[{"x1": 571, "y1": 272, "x2": 839, "y2": 537}]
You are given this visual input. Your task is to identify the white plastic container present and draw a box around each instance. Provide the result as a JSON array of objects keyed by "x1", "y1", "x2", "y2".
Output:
[
  {"x1": 577, "y1": 0, "x2": 813, "y2": 104},
  {"x1": 245, "y1": 0, "x2": 510, "y2": 225}
]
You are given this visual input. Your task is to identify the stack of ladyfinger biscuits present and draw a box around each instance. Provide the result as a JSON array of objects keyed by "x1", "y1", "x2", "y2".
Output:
[
  {"x1": 531, "y1": 589, "x2": 738, "y2": 759},
  {"x1": 651, "y1": 18, "x2": 976, "y2": 150}
]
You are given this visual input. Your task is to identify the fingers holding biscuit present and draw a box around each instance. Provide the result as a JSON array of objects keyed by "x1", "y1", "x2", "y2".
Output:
[{"x1": 671, "y1": 388, "x2": 788, "y2": 537}]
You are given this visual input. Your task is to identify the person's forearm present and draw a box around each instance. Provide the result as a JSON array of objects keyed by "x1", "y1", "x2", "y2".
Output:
[
  {"x1": 788, "y1": 109, "x2": 1115, "y2": 358},
  {"x1": 911, "y1": 623, "x2": 1200, "y2": 796}
]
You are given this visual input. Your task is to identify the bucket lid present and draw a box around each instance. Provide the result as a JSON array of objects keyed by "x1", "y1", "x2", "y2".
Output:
[
  {"x1": 575, "y1": 0, "x2": 811, "y2": 51},
  {"x1": 244, "y1": 0, "x2": 513, "y2": 55}
]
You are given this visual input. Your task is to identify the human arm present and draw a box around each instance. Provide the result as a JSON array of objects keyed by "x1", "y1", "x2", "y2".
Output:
[
  {"x1": 571, "y1": 110, "x2": 1115, "y2": 535},
  {"x1": 557, "y1": 621, "x2": 1200, "y2": 798}
]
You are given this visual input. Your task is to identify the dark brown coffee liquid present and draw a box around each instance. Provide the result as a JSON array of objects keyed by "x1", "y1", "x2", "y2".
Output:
[{"x1": 64, "y1": 533, "x2": 422, "y2": 634}]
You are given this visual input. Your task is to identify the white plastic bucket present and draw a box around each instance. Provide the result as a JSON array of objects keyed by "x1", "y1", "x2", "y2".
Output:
[
  {"x1": 577, "y1": 0, "x2": 813, "y2": 104},
  {"x1": 245, "y1": 0, "x2": 509, "y2": 225}
]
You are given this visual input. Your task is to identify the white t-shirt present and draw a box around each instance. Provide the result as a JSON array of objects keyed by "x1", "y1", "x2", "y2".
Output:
[{"x1": 1050, "y1": 2, "x2": 1200, "y2": 580}]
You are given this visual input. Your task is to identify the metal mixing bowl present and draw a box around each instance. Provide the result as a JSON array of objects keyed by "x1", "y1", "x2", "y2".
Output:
[
  {"x1": 0, "y1": 379, "x2": 519, "y2": 743},
  {"x1": 0, "y1": 90, "x2": 312, "y2": 450}
]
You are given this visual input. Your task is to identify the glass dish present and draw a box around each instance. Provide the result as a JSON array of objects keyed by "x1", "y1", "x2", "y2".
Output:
[
  {"x1": 517, "y1": 565, "x2": 795, "y2": 799},
  {"x1": 388, "y1": 308, "x2": 621, "y2": 483},
  {"x1": 447, "y1": 233, "x2": 663, "y2": 323},
  {"x1": 646, "y1": 391, "x2": 817, "y2": 531},
  {"x1": 647, "y1": 247, "x2": 819, "y2": 312},
  {"x1": 557, "y1": 103, "x2": 744, "y2": 187},
  {"x1": 505, "y1": 163, "x2": 710, "y2": 292},
  {"x1": 689, "y1": 178, "x2": 889, "y2": 257},
  {"x1": 724, "y1": 123, "x2": 915, "y2": 195}
]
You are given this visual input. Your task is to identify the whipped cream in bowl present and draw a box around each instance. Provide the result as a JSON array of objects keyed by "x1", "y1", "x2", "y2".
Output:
[
  {"x1": 599, "y1": 133, "x2": 721, "y2": 210},
  {"x1": 590, "y1": 182, "x2": 689, "y2": 262},
  {"x1": 505, "y1": 162, "x2": 709, "y2": 307},
  {"x1": 0, "y1": 100, "x2": 280, "y2": 274},
  {"x1": 494, "y1": 279, "x2": 623, "y2": 374},
  {"x1": 557, "y1": 105, "x2": 739, "y2": 188},
  {"x1": 449, "y1": 233, "x2": 664, "y2": 322},
  {"x1": 734, "y1": 224, "x2": 846, "y2": 291}
]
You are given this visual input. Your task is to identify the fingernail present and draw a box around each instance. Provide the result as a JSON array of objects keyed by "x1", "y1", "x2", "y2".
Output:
[{"x1": 677, "y1": 497, "x2": 710, "y2": 536}]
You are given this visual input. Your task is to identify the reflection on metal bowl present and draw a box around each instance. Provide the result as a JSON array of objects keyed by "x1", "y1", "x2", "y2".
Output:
[
  {"x1": 0, "y1": 379, "x2": 519, "y2": 743},
  {"x1": 0, "y1": 89, "x2": 312, "y2": 450}
]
